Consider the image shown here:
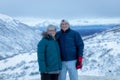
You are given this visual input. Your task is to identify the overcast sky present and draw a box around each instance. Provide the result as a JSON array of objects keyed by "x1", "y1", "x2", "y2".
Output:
[{"x1": 0, "y1": 0, "x2": 120, "y2": 19}]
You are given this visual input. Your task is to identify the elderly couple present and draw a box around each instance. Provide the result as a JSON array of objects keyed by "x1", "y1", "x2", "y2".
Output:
[{"x1": 37, "y1": 19, "x2": 84, "y2": 80}]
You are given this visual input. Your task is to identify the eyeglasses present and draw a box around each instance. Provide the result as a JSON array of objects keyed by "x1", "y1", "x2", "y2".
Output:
[{"x1": 48, "y1": 30, "x2": 56, "y2": 32}]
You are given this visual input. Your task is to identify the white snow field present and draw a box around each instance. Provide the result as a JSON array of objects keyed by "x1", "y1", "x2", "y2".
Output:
[{"x1": 0, "y1": 52, "x2": 120, "y2": 80}]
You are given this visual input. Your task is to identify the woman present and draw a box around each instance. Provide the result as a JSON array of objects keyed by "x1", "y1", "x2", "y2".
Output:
[{"x1": 37, "y1": 24, "x2": 62, "y2": 80}]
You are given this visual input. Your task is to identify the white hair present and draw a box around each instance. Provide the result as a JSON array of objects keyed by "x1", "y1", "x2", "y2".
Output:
[{"x1": 47, "y1": 24, "x2": 56, "y2": 31}]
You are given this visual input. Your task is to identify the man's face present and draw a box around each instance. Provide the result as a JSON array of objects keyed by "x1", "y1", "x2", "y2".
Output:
[{"x1": 61, "y1": 22, "x2": 69, "y2": 31}]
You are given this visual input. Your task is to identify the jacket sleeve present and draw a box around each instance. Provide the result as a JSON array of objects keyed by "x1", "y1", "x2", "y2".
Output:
[
  {"x1": 75, "y1": 32, "x2": 84, "y2": 57},
  {"x1": 37, "y1": 38, "x2": 47, "y2": 73}
]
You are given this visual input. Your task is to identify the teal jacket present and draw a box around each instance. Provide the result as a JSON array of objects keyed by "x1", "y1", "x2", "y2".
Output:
[{"x1": 37, "y1": 33, "x2": 62, "y2": 73}]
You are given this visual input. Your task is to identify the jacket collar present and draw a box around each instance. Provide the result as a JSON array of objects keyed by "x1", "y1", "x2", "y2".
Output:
[
  {"x1": 61, "y1": 28, "x2": 71, "y2": 33},
  {"x1": 42, "y1": 32, "x2": 55, "y2": 40}
]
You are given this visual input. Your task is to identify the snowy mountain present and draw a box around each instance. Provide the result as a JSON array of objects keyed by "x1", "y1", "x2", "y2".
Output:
[
  {"x1": 0, "y1": 25, "x2": 120, "y2": 80},
  {"x1": 33, "y1": 18, "x2": 119, "y2": 36},
  {"x1": 79, "y1": 25, "x2": 120, "y2": 76},
  {"x1": 15, "y1": 17, "x2": 120, "y2": 26},
  {"x1": 0, "y1": 14, "x2": 41, "y2": 60}
]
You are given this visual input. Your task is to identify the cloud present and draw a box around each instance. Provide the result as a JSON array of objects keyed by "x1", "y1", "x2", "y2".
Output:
[{"x1": 0, "y1": 0, "x2": 120, "y2": 18}]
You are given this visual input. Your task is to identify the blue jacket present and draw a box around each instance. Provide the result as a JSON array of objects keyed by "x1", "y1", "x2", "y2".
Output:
[{"x1": 56, "y1": 28, "x2": 84, "y2": 61}]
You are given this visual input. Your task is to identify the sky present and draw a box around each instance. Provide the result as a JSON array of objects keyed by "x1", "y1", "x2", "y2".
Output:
[
  {"x1": 0, "y1": 0, "x2": 120, "y2": 26},
  {"x1": 0, "y1": 0, "x2": 120, "y2": 19}
]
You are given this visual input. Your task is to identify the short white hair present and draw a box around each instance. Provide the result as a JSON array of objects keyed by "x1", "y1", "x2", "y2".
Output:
[{"x1": 47, "y1": 24, "x2": 56, "y2": 31}]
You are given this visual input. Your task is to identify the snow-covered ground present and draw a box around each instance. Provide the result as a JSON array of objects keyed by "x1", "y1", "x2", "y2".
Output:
[
  {"x1": 0, "y1": 52, "x2": 120, "y2": 80},
  {"x1": 0, "y1": 52, "x2": 40, "y2": 80}
]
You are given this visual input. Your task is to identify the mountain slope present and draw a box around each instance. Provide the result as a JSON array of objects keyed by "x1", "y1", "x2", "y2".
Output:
[
  {"x1": 0, "y1": 25, "x2": 120, "y2": 80},
  {"x1": 79, "y1": 25, "x2": 120, "y2": 76},
  {"x1": 0, "y1": 52, "x2": 39, "y2": 80},
  {"x1": 0, "y1": 14, "x2": 41, "y2": 59}
]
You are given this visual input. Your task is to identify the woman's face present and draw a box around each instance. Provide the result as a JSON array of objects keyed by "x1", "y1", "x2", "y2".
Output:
[{"x1": 47, "y1": 29, "x2": 56, "y2": 37}]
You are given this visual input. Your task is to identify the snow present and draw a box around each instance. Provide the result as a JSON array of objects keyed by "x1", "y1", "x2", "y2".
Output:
[
  {"x1": 69, "y1": 18, "x2": 120, "y2": 26},
  {"x1": 0, "y1": 52, "x2": 40, "y2": 80},
  {"x1": 0, "y1": 13, "x2": 19, "y2": 27},
  {"x1": 0, "y1": 13, "x2": 120, "y2": 80},
  {"x1": 0, "y1": 13, "x2": 13, "y2": 22},
  {"x1": 15, "y1": 17, "x2": 120, "y2": 26},
  {"x1": 14, "y1": 17, "x2": 61, "y2": 26},
  {"x1": 1, "y1": 26, "x2": 120, "y2": 79},
  {"x1": 0, "y1": 13, "x2": 41, "y2": 59},
  {"x1": 0, "y1": 52, "x2": 120, "y2": 80},
  {"x1": 80, "y1": 26, "x2": 120, "y2": 77}
]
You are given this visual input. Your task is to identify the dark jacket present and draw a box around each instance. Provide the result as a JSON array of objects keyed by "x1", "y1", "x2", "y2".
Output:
[
  {"x1": 56, "y1": 28, "x2": 84, "y2": 61},
  {"x1": 37, "y1": 32, "x2": 62, "y2": 73}
]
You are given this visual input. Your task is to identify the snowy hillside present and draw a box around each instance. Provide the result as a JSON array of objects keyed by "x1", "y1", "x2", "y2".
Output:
[
  {"x1": 0, "y1": 52, "x2": 40, "y2": 80},
  {"x1": 0, "y1": 14, "x2": 41, "y2": 59},
  {"x1": 0, "y1": 25, "x2": 120, "y2": 80},
  {"x1": 79, "y1": 25, "x2": 120, "y2": 76}
]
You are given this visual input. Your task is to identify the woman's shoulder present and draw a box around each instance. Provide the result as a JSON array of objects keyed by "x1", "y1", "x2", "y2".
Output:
[
  {"x1": 41, "y1": 37, "x2": 49, "y2": 42},
  {"x1": 38, "y1": 37, "x2": 48, "y2": 46}
]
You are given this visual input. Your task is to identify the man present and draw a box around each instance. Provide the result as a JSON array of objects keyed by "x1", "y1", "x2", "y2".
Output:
[{"x1": 56, "y1": 20, "x2": 84, "y2": 80}]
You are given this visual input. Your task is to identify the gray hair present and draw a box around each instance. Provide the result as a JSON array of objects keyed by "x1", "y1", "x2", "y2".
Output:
[{"x1": 47, "y1": 24, "x2": 57, "y2": 31}]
